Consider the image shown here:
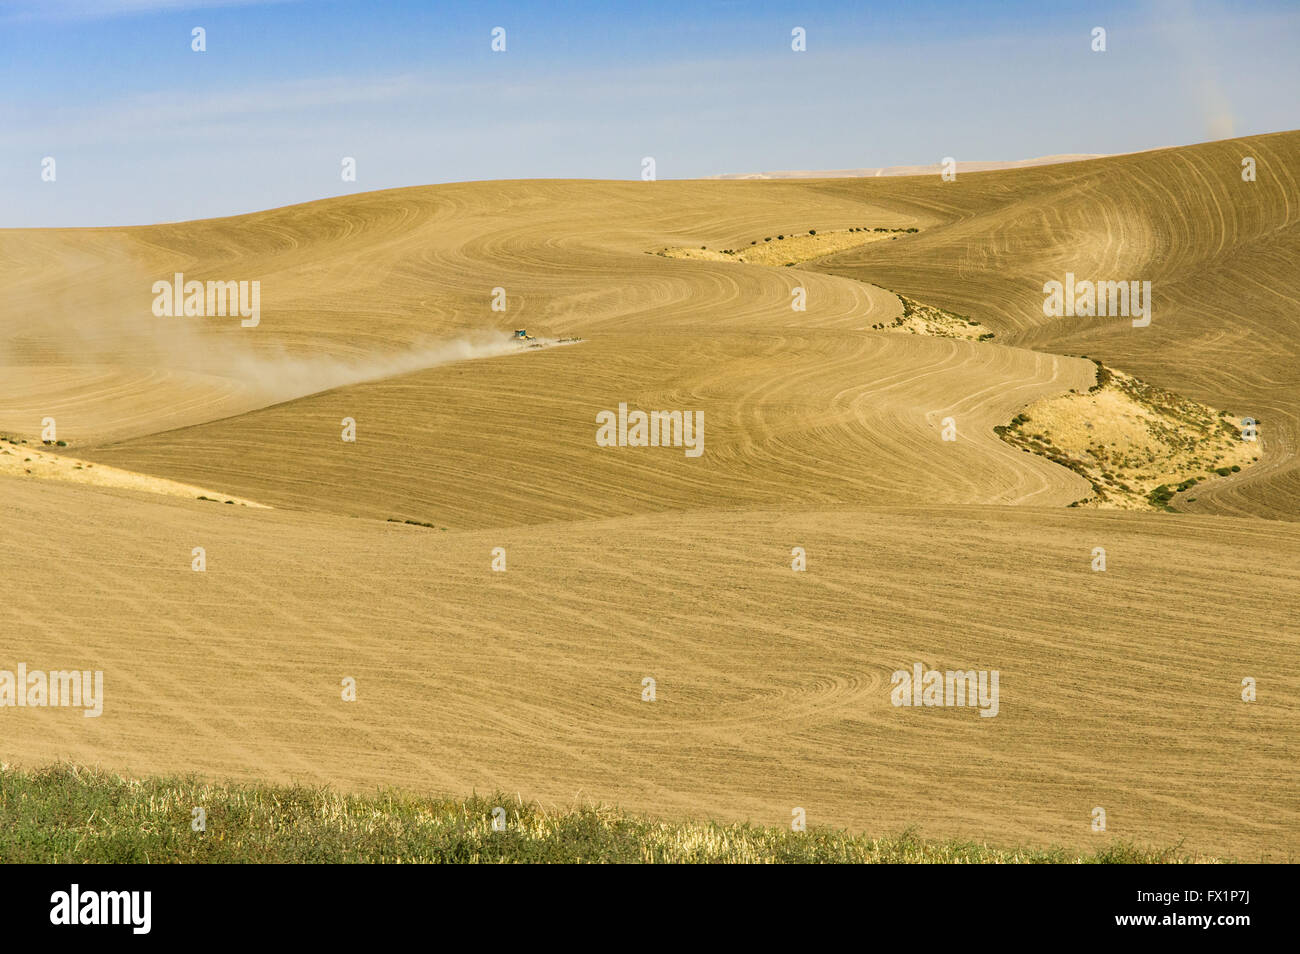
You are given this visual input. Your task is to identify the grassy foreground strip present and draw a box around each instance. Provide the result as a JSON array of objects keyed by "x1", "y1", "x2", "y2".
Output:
[{"x1": 0, "y1": 765, "x2": 1214, "y2": 864}]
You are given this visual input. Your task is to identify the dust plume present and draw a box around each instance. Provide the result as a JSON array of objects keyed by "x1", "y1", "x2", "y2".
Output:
[{"x1": 208, "y1": 333, "x2": 570, "y2": 405}]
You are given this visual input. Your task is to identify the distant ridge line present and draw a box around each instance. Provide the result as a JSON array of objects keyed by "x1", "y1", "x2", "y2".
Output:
[{"x1": 709, "y1": 153, "x2": 1111, "y2": 180}]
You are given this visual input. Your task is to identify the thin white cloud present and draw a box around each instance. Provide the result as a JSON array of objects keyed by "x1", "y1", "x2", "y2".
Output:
[
  {"x1": 0, "y1": 0, "x2": 300, "y2": 23},
  {"x1": 0, "y1": 71, "x2": 430, "y2": 148}
]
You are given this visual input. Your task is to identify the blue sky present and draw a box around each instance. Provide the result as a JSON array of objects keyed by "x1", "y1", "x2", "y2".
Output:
[{"x1": 3, "y1": 0, "x2": 1298, "y2": 226}]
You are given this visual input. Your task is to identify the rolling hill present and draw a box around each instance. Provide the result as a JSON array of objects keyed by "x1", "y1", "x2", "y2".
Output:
[{"x1": 2, "y1": 131, "x2": 1297, "y2": 860}]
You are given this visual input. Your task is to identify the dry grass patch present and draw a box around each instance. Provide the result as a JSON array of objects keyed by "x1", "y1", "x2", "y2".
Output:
[
  {"x1": 995, "y1": 363, "x2": 1259, "y2": 511},
  {"x1": 657, "y1": 226, "x2": 915, "y2": 267},
  {"x1": 0, "y1": 436, "x2": 268, "y2": 508},
  {"x1": 870, "y1": 294, "x2": 995, "y2": 341}
]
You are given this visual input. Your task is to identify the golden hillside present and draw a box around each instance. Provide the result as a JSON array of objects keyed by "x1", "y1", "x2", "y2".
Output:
[
  {"x1": 1, "y1": 131, "x2": 1297, "y2": 859},
  {"x1": 806, "y1": 130, "x2": 1300, "y2": 519}
]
